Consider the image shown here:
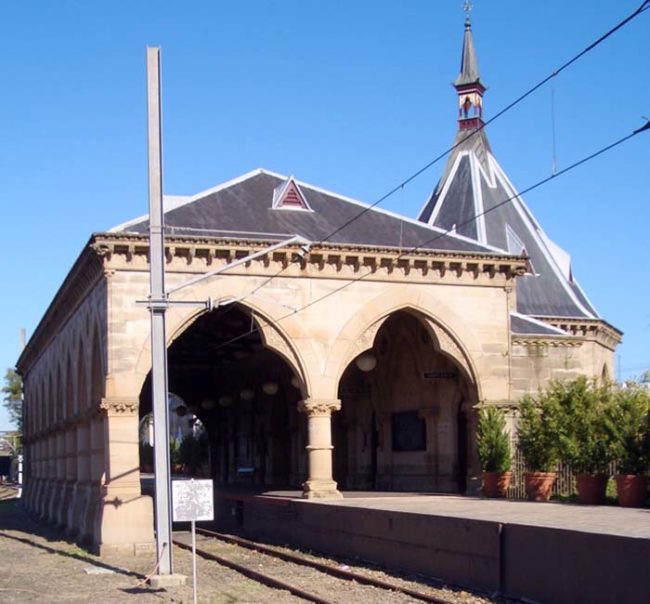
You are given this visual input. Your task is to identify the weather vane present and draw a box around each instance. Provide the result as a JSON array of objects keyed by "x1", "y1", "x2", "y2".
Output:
[{"x1": 463, "y1": 0, "x2": 473, "y2": 14}]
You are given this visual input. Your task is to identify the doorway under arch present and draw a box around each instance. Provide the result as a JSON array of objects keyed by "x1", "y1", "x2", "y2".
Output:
[
  {"x1": 137, "y1": 303, "x2": 306, "y2": 488},
  {"x1": 334, "y1": 310, "x2": 478, "y2": 493}
]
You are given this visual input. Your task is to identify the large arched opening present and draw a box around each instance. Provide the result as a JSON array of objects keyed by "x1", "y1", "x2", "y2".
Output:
[
  {"x1": 138, "y1": 303, "x2": 306, "y2": 489},
  {"x1": 334, "y1": 310, "x2": 478, "y2": 493}
]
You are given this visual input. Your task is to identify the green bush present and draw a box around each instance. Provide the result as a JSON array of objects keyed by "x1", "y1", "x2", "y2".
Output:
[
  {"x1": 517, "y1": 385, "x2": 564, "y2": 472},
  {"x1": 476, "y1": 407, "x2": 512, "y2": 472},
  {"x1": 169, "y1": 437, "x2": 182, "y2": 466},
  {"x1": 556, "y1": 377, "x2": 612, "y2": 474},
  {"x1": 179, "y1": 432, "x2": 209, "y2": 473},
  {"x1": 604, "y1": 384, "x2": 650, "y2": 475}
]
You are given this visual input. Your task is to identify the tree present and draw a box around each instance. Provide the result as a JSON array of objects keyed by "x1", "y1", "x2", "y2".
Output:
[{"x1": 2, "y1": 369, "x2": 23, "y2": 432}]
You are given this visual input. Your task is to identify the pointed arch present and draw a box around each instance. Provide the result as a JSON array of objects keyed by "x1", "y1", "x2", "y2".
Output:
[
  {"x1": 133, "y1": 297, "x2": 310, "y2": 400},
  {"x1": 326, "y1": 292, "x2": 483, "y2": 399}
]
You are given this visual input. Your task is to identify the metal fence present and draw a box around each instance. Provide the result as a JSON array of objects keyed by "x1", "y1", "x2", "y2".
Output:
[{"x1": 507, "y1": 448, "x2": 617, "y2": 499}]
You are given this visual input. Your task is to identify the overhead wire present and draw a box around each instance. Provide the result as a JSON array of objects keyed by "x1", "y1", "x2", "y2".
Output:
[
  {"x1": 210, "y1": 121, "x2": 650, "y2": 353},
  {"x1": 222, "y1": 0, "x2": 650, "y2": 307}
]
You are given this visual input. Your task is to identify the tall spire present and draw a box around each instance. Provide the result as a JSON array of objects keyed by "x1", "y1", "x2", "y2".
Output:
[{"x1": 453, "y1": 3, "x2": 486, "y2": 130}]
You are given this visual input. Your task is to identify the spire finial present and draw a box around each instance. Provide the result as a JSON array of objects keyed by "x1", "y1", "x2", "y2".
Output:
[
  {"x1": 463, "y1": 0, "x2": 473, "y2": 25},
  {"x1": 454, "y1": 1, "x2": 485, "y2": 130}
]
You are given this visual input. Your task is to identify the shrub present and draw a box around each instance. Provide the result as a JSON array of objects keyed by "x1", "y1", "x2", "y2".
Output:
[
  {"x1": 517, "y1": 385, "x2": 564, "y2": 472},
  {"x1": 476, "y1": 406, "x2": 511, "y2": 472},
  {"x1": 604, "y1": 383, "x2": 650, "y2": 475},
  {"x1": 169, "y1": 437, "x2": 182, "y2": 466},
  {"x1": 556, "y1": 377, "x2": 612, "y2": 474},
  {"x1": 179, "y1": 432, "x2": 209, "y2": 473}
]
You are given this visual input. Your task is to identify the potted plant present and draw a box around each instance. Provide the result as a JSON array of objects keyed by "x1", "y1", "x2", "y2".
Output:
[
  {"x1": 170, "y1": 437, "x2": 183, "y2": 474},
  {"x1": 517, "y1": 385, "x2": 563, "y2": 501},
  {"x1": 605, "y1": 383, "x2": 649, "y2": 507},
  {"x1": 179, "y1": 431, "x2": 209, "y2": 476},
  {"x1": 476, "y1": 406, "x2": 512, "y2": 497},
  {"x1": 557, "y1": 377, "x2": 612, "y2": 505}
]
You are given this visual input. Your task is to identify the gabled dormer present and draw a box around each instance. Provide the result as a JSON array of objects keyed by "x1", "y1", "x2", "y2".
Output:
[{"x1": 272, "y1": 176, "x2": 312, "y2": 211}]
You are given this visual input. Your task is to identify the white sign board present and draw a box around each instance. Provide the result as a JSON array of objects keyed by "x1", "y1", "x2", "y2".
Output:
[{"x1": 172, "y1": 479, "x2": 214, "y2": 522}]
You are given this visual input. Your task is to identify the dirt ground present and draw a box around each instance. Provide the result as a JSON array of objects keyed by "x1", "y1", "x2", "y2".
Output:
[
  {"x1": 0, "y1": 488, "x2": 304, "y2": 603},
  {"x1": 0, "y1": 487, "x2": 499, "y2": 603}
]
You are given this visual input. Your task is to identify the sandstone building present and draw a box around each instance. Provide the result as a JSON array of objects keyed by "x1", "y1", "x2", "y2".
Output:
[{"x1": 17, "y1": 16, "x2": 620, "y2": 554}]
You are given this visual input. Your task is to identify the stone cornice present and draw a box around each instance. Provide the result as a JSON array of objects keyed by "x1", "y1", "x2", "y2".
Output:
[
  {"x1": 100, "y1": 397, "x2": 139, "y2": 416},
  {"x1": 92, "y1": 232, "x2": 528, "y2": 286},
  {"x1": 17, "y1": 236, "x2": 105, "y2": 375},
  {"x1": 511, "y1": 335, "x2": 583, "y2": 349},
  {"x1": 533, "y1": 316, "x2": 622, "y2": 352}
]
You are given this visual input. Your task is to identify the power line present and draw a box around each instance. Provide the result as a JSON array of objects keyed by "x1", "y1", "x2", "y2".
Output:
[
  {"x1": 230, "y1": 1, "x2": 650, "y2": 308},
  {"x1": 317, "y1": 0, "x2": 650, "y2": 245},
  {"x1": 212, "y1": 121, "x2": 649, "y2": 353}
]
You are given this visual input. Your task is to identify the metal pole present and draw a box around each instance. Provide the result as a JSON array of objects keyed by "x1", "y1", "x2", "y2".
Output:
[
  {"x1": 191, "y1": 519, "x2": 197, "y2": 604},
  {"x1": 147, "y1": 46, "x2": 173, "y2": 576},
  {"x1": 17, "y1": 454, "x2": 22, "y2": 499}
]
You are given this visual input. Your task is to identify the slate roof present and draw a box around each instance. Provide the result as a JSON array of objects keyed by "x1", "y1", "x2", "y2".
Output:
[
  {"x1": 510, "y1": 313, "x2": 570, "y2": 337},
  {"x1": 112, "y1": 169, "x2": 504, "y2": 255},
  {"x1": 417, "y1": 19, "x2": 602, "y2": 323},
  {"x1": 454, "y1": 17, "x2": 485, "y2": 89}
]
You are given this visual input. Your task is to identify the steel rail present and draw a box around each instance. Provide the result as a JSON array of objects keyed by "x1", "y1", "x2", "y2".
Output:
[
  {"x1": 174, "y1": 528, "x2": 455, "y2": 604},
  {"x1": 173, "y1": 535, "x2": 332, "y2": 604}
]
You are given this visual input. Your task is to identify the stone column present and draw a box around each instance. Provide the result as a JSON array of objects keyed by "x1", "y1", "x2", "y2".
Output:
[
  {"x1": 298, "y1": 399, "x2": 342, "y2": 499},
  {"x1": 41, "y1": 434, "x2": 56, "y2": 519},
  {"x1": 58, "y1": 426, "x2": 77, "y2": 528},
  {"x1": 79, "y1": 412, "x2": 104, "y2": 544},
  {"x1": 93, "y1": 397, "x2": 154, "y2": 555},
  {"x1": 50, "y1": 429, "x2": 66, "y2": 525},
  {"x1": 68, "y1": 421, "x2": 90, "y2": 539}
]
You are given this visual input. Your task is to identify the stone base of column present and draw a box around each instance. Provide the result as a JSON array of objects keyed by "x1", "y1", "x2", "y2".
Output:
[
  {"x1": 65, "y1": 482, "x2": 86, "y2": 540},
  {"x1": 302, "y1": 479, "x2": 343, "y2": 499},
  {"x1": 55, "y1": 481, "x2": 74, "y2": 529},
  {"x1": 90, "y1": 486, "x2": 155, "y2": 557}
]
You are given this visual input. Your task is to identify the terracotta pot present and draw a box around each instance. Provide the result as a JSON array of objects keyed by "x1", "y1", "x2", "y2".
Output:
[
  {"x1": 575, "y1": 474, "x2": 608, "y2": 505},
  {"x1": 524, "y1": 471, "x2": 556, "y2": 502},
  {"x1": 482, "y1": 471, "x2": 512, "y2": 498},
  {"x1": 615, "y1": 474, "x2": 648, "y2": 508}
]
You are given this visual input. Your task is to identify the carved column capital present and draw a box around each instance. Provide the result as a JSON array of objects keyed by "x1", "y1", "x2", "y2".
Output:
[
  {"x1": 298, "y1": 399, "x2": 341, "y2": 417},
  {"x1": 99, "y1": 397, "x2": 139, "y2": 416}
]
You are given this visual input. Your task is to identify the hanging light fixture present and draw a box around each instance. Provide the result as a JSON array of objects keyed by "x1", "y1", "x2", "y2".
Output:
[
  {"x1": 290, "y1": 375, "x2": 301, "y2": 389},
  {"x1": 262, "y1": 381, "x2": 279, "y2": 395},
  {"x1": 218, "y1": 395, "x2": 233, "y2": 407},
  {"x1": 239, "y1": 388, "x2": 255, "y2": 401},
  {"x1": 355, "y1": 352, "x2": 377, "y2": 372},
  {"x1": 201, "y1": 398, "x2": 215, "y2": 410}
]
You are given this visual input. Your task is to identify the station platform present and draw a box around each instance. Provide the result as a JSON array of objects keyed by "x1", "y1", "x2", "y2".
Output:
[{"x1": 204, "y1": 487, "x2": 649, "y2": 604}]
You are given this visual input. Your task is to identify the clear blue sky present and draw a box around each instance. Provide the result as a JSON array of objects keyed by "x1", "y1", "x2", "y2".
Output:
[{"x1": 1, "y1": 1, "x2": 648, "y2": 430}]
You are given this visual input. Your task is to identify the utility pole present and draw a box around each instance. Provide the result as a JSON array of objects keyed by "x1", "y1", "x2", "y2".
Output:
[{"x1": 146, "y1": 47, "x2": 176, "y2": 581}]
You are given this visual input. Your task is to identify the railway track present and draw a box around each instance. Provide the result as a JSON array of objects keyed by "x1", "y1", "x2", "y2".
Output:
[{"x1": 172, "y1": 528, "x2": 495, "y2": 604}]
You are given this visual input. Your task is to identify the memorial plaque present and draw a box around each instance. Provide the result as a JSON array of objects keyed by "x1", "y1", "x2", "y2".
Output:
[
  {"x1": 391, "y1": 411, "x2": 426, "y2": 452},
  {"x1": 172, "y1": 479, "x2": 214, "y2": 522}
]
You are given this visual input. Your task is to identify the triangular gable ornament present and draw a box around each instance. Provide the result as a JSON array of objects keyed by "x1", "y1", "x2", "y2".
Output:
[{"x1": 272, "y1": 176, "x2": 311, "y2": 211}]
